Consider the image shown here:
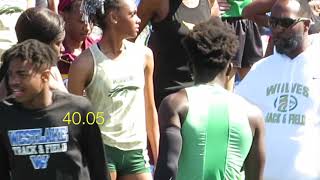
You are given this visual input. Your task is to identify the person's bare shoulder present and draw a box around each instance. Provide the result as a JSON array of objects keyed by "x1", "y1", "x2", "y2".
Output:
[
  {"x1": 71, "y1": 48, "x2": 94, "y2": 76},
  {"x1": 73, "y1": 48, "x2": 93, "y2": 67},
  {"x1": 159, "y1": 89, "x2": 189, "y2": 128},
  {"x1": 142, "y1": 45, "x2": 153, "y2": 60},
  {"x1": 246, "y1": 100, "x2": 265, "y2": 135},
  {"x1": 68, "y1": 48, "x2": 94, "y2": 92},
  {"x1": 231, "y1": 93, "x2": 264, "y2": 134}
]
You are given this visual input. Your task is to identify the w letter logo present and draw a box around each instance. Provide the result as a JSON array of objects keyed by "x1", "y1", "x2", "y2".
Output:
[{"x1": 30, "y1": 155, "x2": 50, "y2": 169}]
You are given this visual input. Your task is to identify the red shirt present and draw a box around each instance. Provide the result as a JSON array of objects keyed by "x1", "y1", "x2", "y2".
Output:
[{"x1": 58, "y1": 37, "x2": 96, "y2": 77}]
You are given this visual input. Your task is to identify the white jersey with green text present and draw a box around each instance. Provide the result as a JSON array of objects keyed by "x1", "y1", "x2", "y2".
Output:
[
  {"x1": 86, "y1": 40, "x2": 147, "y2": 151},
  {"x1": 236, "y1": 35, "x2": 320, "y2": 179}
]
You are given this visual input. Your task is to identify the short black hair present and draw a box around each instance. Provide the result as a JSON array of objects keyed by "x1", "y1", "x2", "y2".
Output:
[
  {"x1": 1, "y1": 39, "x2": 58, "y2": 73},
  {"x1": 15, "y1": 7, "x2": 65, "y2": 44},
  {"x1": 182, "y1": 17, "x2": 239, "y2": 83}
]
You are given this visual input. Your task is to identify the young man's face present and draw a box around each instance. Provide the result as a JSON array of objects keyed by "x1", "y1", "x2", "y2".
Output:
[{"x1": 7, "y1": 58, "x2": 49, "y2": 106}]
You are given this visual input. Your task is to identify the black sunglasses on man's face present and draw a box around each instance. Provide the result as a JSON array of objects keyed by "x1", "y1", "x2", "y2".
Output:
[{"x1": 269, "y1": 16, "x2": 309, "y2": 29}]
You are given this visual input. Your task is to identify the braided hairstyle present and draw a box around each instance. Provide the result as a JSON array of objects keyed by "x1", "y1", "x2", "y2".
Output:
[{"x1": 81, "y1": 0, "x2": 122, "y2": 30}]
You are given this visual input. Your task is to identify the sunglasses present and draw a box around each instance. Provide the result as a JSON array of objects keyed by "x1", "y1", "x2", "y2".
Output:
[{"x1": 269, "y1": 17, "x2": 309, "y2": 29}]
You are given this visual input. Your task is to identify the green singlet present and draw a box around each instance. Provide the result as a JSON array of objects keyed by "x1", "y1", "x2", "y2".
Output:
[{"x1": 176, "y1": 84, "x2": 253, "y2": 180}]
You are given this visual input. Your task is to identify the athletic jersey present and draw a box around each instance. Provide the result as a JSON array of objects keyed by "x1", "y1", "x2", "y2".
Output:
[
  {"x1": 221, "y1": 0, "x2": 252, "y2": 17},
  {"x1": 236, "y1": 35, "x2": 320, "y2": 179},
  {"x1": 176, "y1": 84, "x2": 253, "y2": 180},
  {"x1": 86, "y1": 40, "x2": 147, "y2": 151},
  {"x1": 148, "y1": 0, "x2": 211, "y2": 107},
  {"x1": 0, "y1": 91, "x2": 106, "y2": 180}
]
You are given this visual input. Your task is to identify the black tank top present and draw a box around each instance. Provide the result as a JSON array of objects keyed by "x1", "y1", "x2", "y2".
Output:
[{"x1": 149, "y1": 0, "x2": 211, "y2": 105}]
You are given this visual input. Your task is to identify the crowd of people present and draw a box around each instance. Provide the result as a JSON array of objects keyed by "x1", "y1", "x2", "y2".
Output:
[{"x1": 0, "y1": 0, "x2": 319, "y2": 179}]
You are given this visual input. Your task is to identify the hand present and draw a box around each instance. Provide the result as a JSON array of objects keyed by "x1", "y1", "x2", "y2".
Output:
[{"x1": 217, "y1": 0, "x2": 231, "y2": 14}]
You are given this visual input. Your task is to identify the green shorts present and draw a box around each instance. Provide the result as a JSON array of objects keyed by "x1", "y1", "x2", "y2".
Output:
[{"x1": 104, "y1": 145, "x2": 151, "y2": 176}]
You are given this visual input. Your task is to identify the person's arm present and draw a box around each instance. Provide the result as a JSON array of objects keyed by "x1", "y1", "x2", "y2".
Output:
[
  {"x1": 242, "y1": 0, "x2": 276, "y2": 27},
  {"x1": 154, "y1": 89, "x2": 188, "y2": 180},
  {"x1": 48, "y1": 0, "x2": 59, "y2": 13},
  {"x1": 80, "y1": 101, "x2": 110, "y2": 180},
  {"x1": 143, "y1": 47, "x2": 159, "y2": 165},
  {"x1": 244, "y1": 105, "x2": 266, "y2": 180},
  {"x1": 0, "y1": 131, "x2": 11, "y2": 180},
  {"x1": 137, "y1": 0, "x2": 162, "y2": 35},
  {"x1": 209, "y1": 0, "x2": 220, "y2": 16},
  {"x1": 68, "y1": 50, "x2": 93, "y2": 95}
]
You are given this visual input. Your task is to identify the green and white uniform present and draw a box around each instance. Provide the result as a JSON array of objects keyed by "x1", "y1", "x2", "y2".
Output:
[
  {"x1": 86, "y1": 40, "x2": 150, "y2": 174},
  {"x1": 86, "y1": 40, "x2": 147, "y2": 150},
  {"x1": 177, "y1": 84, "x2": 253, "y2": 180}
]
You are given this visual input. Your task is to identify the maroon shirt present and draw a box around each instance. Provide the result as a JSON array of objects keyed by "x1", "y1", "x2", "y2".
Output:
[{"x1": 58, "y1": 37, "x2": 96, "y2": 77}]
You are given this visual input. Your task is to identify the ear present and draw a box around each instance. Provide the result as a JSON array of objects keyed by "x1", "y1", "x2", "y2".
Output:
[
  {"x1": 109, "y1": 10, "x2": 119, "y2": 24},
  {"x1": 226, "y1": 62, "x2": 233, "y2": 77},
  {"x1": 41, "y1": 69, "x2": 51, "y2": 83}
]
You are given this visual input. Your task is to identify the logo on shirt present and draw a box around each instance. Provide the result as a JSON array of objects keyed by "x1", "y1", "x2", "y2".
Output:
[
  {"x1": 108, "y1": 85, "x2": 139, "y2": 97},
  {"x1": 8, "y1": 126, "x2": 69, "y2": 169},
  {"x1": 274, "y1": 94, "x2": 298, "y2": 112},
  {"x1": 265, "y1": 83, "x2": 310, "y2": 126}
]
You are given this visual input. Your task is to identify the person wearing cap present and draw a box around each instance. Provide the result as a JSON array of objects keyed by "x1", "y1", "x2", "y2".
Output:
[{"x1": 58, "y1": 0, "x2": 96, "y2": 86}]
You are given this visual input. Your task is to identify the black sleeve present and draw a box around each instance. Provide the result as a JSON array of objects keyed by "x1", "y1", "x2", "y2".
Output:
[
  {"x1": 80, "y1": 103, "x2": 110, "y2": 180},
  {"x1": 154, "y1": 126, "x2": 182, "y2": 180},
  {"x1": 0, "y1": 131, "x2": 11, "y2": 180}
]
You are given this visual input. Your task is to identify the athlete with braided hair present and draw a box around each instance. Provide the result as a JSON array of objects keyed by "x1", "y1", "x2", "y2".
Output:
[{"x1": 68, "y1": 0, "x2": 159, "y2": 179}]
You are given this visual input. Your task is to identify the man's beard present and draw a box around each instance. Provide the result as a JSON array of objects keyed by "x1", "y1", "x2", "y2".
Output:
[{"x1": 274, "y1": 33, "x2": 303, "y2": 55}]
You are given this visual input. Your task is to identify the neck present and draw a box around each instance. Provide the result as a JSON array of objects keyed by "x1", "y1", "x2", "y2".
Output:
[
  {"x1": 195, "y1": 74, "x2": 226, "y2": 88},
  {"x1": 63, "y1": 35, "x2": 84, "y2": 55},
  {"x1": 99, "y1": 30, "x2": 125, "y2": 58},
  {"x1": 22, "y1": 88, "x2": 53, "y2": 110}
]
